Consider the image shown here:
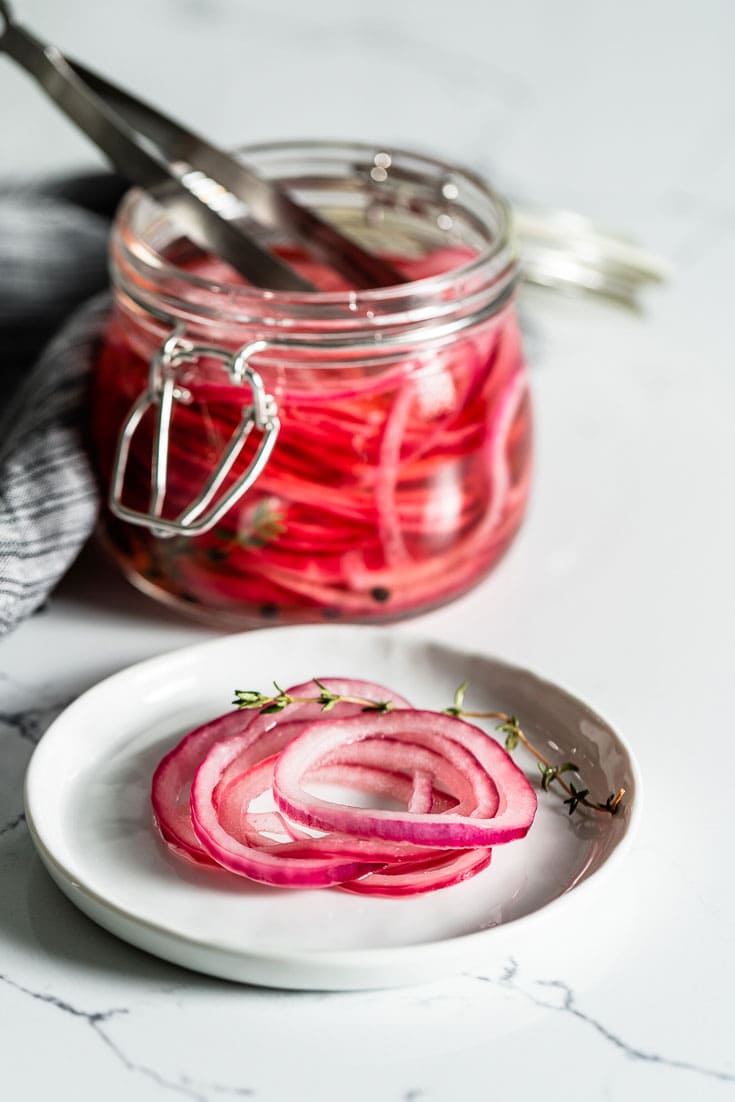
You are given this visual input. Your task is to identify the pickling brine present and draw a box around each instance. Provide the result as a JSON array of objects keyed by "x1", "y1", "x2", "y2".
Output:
[{"x1": 92, "y1": 142, "x2": 532, "y2": 626}]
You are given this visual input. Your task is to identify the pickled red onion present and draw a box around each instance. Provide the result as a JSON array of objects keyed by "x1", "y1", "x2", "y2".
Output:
[
  {"x1": 340, "y1": 849, "x2": 493, "y2": 897},
  {"x1": 151, "y1": 678, "x2": 537, "y2": 895},
  {"x1": 272, "y1": 712, "x2": 536, "y2": 847},
  {"x1": 95, "y1": 247, "x2": 532, "y2": 625},
  {"x1": 151, "y1": 677, "x2": 410, "y2": 865}
]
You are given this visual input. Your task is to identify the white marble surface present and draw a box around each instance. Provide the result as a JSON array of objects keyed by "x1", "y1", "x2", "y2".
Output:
[{"x1": 1, "y1": 0, "x2": 734, "y2": 1098}]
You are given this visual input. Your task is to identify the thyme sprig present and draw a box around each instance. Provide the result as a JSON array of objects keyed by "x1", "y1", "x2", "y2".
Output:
[
  {"x1": 445, "y1": 682, "x2": 625, "y2": 816},
  {"x1": 233, "y1": 679, "x2": 394, "y2": 715},
  {"x1": 233, "y1": 679, "x2": 625, "y2": 816}
]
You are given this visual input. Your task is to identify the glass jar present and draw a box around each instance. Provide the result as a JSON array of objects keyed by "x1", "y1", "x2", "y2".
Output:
[{"x1": 92, "y1": 141, "x2": 532, "y2": 627}]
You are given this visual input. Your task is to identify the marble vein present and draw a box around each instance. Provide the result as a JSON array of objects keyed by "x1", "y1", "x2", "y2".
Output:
[
  {"x1": 0, "y1": 809, "x2": 26, "y2": 836},
  {"x1": 0, "y1": 703, "x2": 67, "y2": 744},
  {"x1": 180, "y1": 1080, "x2": 253, "y2": 1098},
  {"x1": 472, "y1": 960, "x2": 735, "y2": 1084},
  {"x1": 0, "y1": 970, "x2": 127, "y2": 1028},
  {"x1": 0, "y1": 973, "x2": 255, "y2": 1101}
]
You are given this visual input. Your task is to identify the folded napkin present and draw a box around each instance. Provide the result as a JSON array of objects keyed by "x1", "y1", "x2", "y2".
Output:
[{"x1": 0, "y1": 174, "x2": 127, "y2": 635}]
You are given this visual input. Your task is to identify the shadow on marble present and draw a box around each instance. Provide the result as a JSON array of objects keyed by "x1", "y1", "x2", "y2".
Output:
[{"x1": 51, "y1": 538, "x2": 212, "y2": 633}]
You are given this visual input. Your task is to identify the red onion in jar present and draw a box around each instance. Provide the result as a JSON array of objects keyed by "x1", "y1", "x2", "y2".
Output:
[{"x1": 92, "y1": 141, "x2": 532, "y2": 626}]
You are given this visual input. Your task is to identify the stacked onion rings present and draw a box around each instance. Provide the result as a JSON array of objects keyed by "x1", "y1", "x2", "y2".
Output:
[{"x1": 152, "y1": 678, "x2": 537, "y2": 896}]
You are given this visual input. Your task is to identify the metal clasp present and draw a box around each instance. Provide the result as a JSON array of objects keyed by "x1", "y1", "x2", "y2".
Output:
[{"x1": 109, "y1": 329, "x2": 280, "y2": 537}]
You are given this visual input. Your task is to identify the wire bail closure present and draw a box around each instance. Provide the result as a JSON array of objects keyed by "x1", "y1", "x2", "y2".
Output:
[{"x1": 109, "y1": 330, "x2": 280, "y2": 537}]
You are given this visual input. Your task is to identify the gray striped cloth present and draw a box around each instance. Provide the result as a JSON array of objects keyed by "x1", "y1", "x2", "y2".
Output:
[{"x1": 0, "y1": 175, "x2": 126, "y2": 635}]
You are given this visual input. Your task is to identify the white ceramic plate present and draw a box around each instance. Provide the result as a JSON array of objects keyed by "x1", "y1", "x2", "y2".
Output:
[{"x1": 25, "y1": 626, "x2": 640, "y2": 990}]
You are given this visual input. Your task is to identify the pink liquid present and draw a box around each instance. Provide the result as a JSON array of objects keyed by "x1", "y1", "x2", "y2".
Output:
[{"x1": 93, "y1": 248, "x2": 532, "y2": 625}]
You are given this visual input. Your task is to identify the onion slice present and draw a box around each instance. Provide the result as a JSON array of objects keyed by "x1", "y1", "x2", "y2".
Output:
[
  {"x1": 273, "y1": 711, "x2": 537, "y2": 847},
  {"x1": 215, "y1": 753, "x2": 457, "y2": 863},
  {"x1": 191, "y1": 739, "x2": 381, "y2": 886},
  {"x1": 340, "y1": 848, "x2": 493, "y2": 897},
  {"x1": 184, "y1": 678, "x2": 415, "y2": 887},
  {"x1": 152, "y1": 678, "x2": 537, "y2": 896},
  {"x1": 151, "y1": 709, "x2": 256, "y2": 864},
  {"x1": 152, "y1": 677, "x2": 410, "y2": 865}
]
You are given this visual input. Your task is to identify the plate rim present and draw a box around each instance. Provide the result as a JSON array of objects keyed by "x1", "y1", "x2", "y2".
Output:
[{"x1": 24, "y1": 625, "x2": 643, "y2": 975}]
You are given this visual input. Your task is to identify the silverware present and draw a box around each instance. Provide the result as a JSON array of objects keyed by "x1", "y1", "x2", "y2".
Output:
[
  {"x1": 0, "y1": 0, "x2": 403, "y2": 292},
  {"x1": 513, "y1": 205, "x2": 671, "y2": 311},
  {"x1": 0, "y1": 1, "x2": 668, "y2": 308},
  {"x1": 352, "y1": 156, "x2": 670, "y2": 310}
]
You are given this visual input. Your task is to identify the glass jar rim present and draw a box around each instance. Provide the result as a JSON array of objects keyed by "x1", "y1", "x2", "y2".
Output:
[{"x1": 112, "y1": 139, "x2": 519, "y2": 324}]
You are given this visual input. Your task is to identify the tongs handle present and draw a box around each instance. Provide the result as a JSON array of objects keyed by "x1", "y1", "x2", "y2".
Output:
[
  {"x1": 0, "y1": 1, "x2": 404, "y2": 292},
  {"x1": 66, "y1": 57, "x2": 404, "y2": 290},
  {"x1": 0, "y1": 6, "x2": 308, "y2": 291}
]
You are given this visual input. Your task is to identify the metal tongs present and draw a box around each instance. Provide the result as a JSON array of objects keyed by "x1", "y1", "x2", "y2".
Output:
[
  {"x1": 0, "y1": 1, "x2": 668, "y2": 308},
  {"x1": 0, "y1": 0, "x2": 404, "y2": 292}
]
